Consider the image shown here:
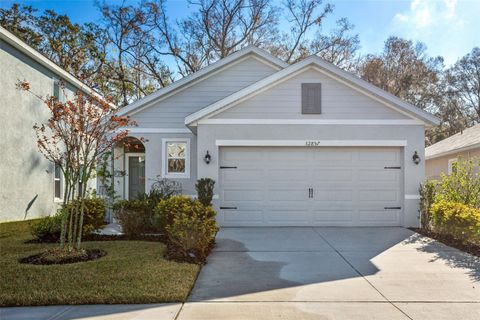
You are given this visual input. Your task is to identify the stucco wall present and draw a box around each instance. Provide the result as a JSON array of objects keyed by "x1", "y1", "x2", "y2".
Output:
[
  {"x1": 426, "y1": 148, "x2": 480, "y2": 179},
  {"x1": 0, "y1": 39, "x2": 78, "y2": 222},
  {"x1": 112, "y1": 132, "x2": 198, "y2": 200},
  {"x1": 196, "y1": 124, "x2": 425, "y2": 228}
]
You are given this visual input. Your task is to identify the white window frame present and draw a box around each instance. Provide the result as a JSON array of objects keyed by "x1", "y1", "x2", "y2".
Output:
[
  {"x1": 53, "y1": 163, "x2": 63, "y2": 202},
  {"x1": 162, "y1": 138, "x2": 190, "y2": 179},
  {"x1": 52, "y1": 78, "x2": 64, "y2": 102},
  {"x1": 448, "y1": 158, "x2": 458, "y2": 175}
]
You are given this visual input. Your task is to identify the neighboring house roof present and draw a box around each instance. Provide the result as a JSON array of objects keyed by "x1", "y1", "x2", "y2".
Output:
[
  {"x1": 0, "y1": 26, "x2": 106, "y2": 101},
  {"x1": 185, "y1": 55, "x2": 440, "y2": 126},
  {"x1": 426, "y1": 124, "x2": 480, "y2": 160},
  {"x1": 116, "y1": 46, "x2": 289, "y2": 117}
]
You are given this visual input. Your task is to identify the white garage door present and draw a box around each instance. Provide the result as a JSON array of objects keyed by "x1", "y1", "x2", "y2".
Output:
[{"x1": 219, "y1": 147, "x2": 403, "y2": 227}]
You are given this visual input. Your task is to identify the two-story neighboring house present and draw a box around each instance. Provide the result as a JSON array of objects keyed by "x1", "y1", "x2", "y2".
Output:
[
  {"x1": 113, "y1": 46, "x2": 439, "y2": 228},
  {"x1": 0, "y1": 26, "x2": 100, "y2": 222}
]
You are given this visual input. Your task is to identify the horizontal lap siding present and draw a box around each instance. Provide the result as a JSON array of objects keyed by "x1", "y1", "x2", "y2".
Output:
[
  {"x1": 214, "y1": 68, "x2": 410, "y2": 120},
  {"x1": 131, "y1": 57, "x2": 278, "y2": 128}
]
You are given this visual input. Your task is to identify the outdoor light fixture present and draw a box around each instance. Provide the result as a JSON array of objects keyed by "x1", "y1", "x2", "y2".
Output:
[
  {"x1": 412, "y1": 151, "x2": 421, "y2": 165},
  {"x1": 204, "y1": 151, "x2": 211, "y2": 164}
]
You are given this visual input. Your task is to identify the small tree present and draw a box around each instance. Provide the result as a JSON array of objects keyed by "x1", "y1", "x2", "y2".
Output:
[{"x1": 16, "y1": 80, "x2": 135, "y2": 251}]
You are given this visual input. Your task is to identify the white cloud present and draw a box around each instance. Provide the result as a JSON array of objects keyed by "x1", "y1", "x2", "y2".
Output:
[{"x1": 393, "y1": 0, "x2": 459, "y2": 30}]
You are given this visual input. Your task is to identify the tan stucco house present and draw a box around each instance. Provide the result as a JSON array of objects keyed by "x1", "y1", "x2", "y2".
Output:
[{"x1": 426, "y1": 124, "x2": 480, "y2": 179}]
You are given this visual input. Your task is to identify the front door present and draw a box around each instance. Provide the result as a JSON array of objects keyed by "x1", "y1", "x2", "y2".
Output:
[{"x1": 127, "y1": 154, "x2": 145, "y2": 200}]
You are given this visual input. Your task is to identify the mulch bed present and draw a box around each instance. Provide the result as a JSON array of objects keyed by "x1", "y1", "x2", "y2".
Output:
[
  {"x1": 26, "y1": 233, "x2": 165, "y2": 244},
  {"x1": 410, "y1": 228, "x2": 480, "y2": 257},
  {"x1": 19, "y1": 249, "x2": 107, "y2": 265}
]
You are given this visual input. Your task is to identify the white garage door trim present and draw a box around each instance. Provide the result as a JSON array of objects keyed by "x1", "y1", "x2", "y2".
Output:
[
  {"x1": 218, "y1": 145, "x2": 404, "y2": 227},
  {"x1": 216, "y1": 139, "x2": 407, "y2": 147}
]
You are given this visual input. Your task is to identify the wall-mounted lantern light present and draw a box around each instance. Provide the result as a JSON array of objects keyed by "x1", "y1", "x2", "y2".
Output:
[
  {"x1": 204, "y1": 151, "x2": 211, "y2": 164},
  {"x1": 412, "y1": 151, "x2": 421, "y2": 165}
]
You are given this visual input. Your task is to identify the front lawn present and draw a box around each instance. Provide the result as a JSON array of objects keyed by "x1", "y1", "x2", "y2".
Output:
[{"x1": 0, "y1": 220, "x2": 200, "y2": 306}]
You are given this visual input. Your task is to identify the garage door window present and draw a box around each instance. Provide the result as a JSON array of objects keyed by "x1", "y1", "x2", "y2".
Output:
[{"x1": 162, "y1": 139, "x2": 190, "y2": 179}]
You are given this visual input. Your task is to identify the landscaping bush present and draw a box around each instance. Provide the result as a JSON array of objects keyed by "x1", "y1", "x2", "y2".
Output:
[
  {"x1": 419, "y1": 179, "x2": 438, "y2": 230},
  {"x1": 436, "y1": 158, "x2": 480, "y2": 207},
  {"x1": 195, "y1": 178, "x2": 215, "y2": 207},
  {"x1": 31, "y1": 197, "x2": 106, "y2": 242},
  {"x1": 156, "y1": 196, "x2": 218, "y2": 263},
  {"x1": 114, "y1": 178, "x2": 182, "y2": 238},
  {"x1": 30, "y1": 211, "x2": 65, "y2": 242},
  {"x1": 66, "y1": 197, "x2": 106, "y2": 235},
  {"x1": 430, "y1": 200, "x2": 480, "y2": 244},
  {"x1": 114, "y1": 199, "x2": 154, "y2": 238}
]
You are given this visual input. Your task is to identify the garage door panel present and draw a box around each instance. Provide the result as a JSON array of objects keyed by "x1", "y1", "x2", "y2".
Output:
[
  {"x1": 265, "y1": 210, "x2": 311, "y2": 223},
  {"x1": 358, "y1": 209, "x2": 400, "y2": 223},
  {"x1": 222, "y1": 169, "x2": 263, "y2": 182},
  {"x1": 224, "y1": 210, "x2": 263, "y2": 222},
  {"x1": 267, "y1": 168, "x2": 310, "y2": 181},
  {"x1": 219, "y1": 146, "x2": 403, "y2": 227},
  {"x1": 267, "y1": 188, "x2": 309, "y2": 201},
  {"x1": 223, "y1": 189, "x2": 264, "y2": 201},
  {"x1": 358, "y1": 169, "x2": 400, "y2": 182},
  {"x1": 312, "y1": 189, "x2": 353, "y2": 201},
  {"x1": 311, "y1": 169, "x2": 354, "y2": 181},
  {"x1": 312, "y1": 210, "x2": 354, "y2": 223},
  {"x1": 359, "y1": 189, "x2": 400, "y2": 201}
]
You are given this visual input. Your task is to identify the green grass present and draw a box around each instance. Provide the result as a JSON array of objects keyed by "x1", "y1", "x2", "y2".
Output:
[{"x1": 0, "y1": 220, "x2": 200, "y2": 306}]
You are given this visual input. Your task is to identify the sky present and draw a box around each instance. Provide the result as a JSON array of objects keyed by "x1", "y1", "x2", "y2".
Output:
[{"x1": 1, "y1": 0, "x2": 479, "y2": 67}]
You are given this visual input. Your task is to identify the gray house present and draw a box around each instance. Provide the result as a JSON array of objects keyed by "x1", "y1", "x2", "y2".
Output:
[
  {"x1": 0, "y1": 26, "x2": 98, "y2": 222},
  {"x1": 114, "y1": 46, "x2": 439, "y2": 228}
]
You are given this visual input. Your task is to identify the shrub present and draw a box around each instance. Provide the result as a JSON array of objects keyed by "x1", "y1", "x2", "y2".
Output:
[
  {"x1": 114, "y1": 178, "x2": 182, "y2": 237},
  {"x1": 156, "y1": 196, "x2": 218, "y2": 263},
  {"x1": 114, "y1": 199, "x2": 154, "y2": 238},
  {"x1": 31, "y1": 197, "x2": 106, "y2": 242},
  {"x1": 66, "y1": 197, "x2": 106, "y2": 235},
  {"x1": 436, "y1": 158, "x2": 480, "y2": 207},
  {"x1": 419, "y1": 180, "x2": 438, "y2": 230},
  {"x1": 431, "y1": 200, "x2": 480, "y2": 244},
  {"x1": 30, "y1": 211, "x2": 65, "y2": 242},
  {"x1": 195, "y1": 178, "x2": 215, "y2": 207}
]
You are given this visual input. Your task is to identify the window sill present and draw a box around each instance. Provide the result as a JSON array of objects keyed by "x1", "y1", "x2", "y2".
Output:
[
  {"x1": 54, "y1": 198, "x2": 63, "y2": 203},
  {"x1": 163, "y1": 173, "x2": 190, "y2": 179}
]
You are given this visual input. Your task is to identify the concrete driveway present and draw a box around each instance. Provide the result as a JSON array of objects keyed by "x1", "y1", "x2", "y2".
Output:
[{"x1": 180, "y1": 227, "x2": 480, "y2": 320}]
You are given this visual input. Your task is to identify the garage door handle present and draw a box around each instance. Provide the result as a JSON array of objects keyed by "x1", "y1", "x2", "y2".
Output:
[
  {"x1": 220, "y1": 206, "x2": 237, "y2": 210},
  {"x1": 220, "y1": 166, "x2": 237, "y2": 169},
  {"x1": 384, "y1": 166, "x2": 401, "y2": 169},
  {"x1": 384, "y1": 207, "x2": 401, "y2": 210}
]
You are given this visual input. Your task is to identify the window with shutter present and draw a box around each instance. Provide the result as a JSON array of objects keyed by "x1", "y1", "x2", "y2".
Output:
[{"x1": 301, "y1": 83, "x2": 322, "y2": 114}]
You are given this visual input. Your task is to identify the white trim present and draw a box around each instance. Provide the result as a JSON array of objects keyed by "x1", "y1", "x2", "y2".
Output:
[
  {"x1": 125, "y1": 128, "x2": 192, "y2": 134},
  {"x1": 215, "y1": 139, "x2": 407, "y2": 147},
  {"x1": 116, "y1": 46, "x2": 287, "y2": 117},
  {"x1": 426, "y1": 142, "x2": 480, "y2": 160},
  {"x1": 199, "y1": 119, "x2": 423, "y2": 125},
  {"x1": 162, "y1": 138, "x2": 191, "y2": 179},
  {"x1": 53, "y1": 163, "x2": 63, "y2": 202},
  {"x1": 125, "y1": 153, "x2": 146, "y2": 200},
  {"x1": 185, "y1": 194, "x2": 220, "y2": 200},
  {"x1": 185, "y1": 56, "x2": 440, "y2": 126},
  {"x1": 0, "y1": 26, "x2": 110, "y2": 104},
  {"x1": 405, "y1": 194, "x2": 421, "y2": 200}
]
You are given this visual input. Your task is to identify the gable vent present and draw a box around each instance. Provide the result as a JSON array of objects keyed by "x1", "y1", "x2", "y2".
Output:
[{"x1": 302, "y1": 83, "x2": 322, "y2": 114}]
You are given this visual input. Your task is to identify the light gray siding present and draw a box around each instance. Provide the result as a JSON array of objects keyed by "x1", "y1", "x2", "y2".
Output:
[
  {"x1": 214, "y1": 68, "x2": 410, "y2": 120},
  {"x1": 131, "y1": 56, "x2": 279, "y2": 128},
  {"x1": 0, "y1": 39, "x2": 79, "y2": 222}
]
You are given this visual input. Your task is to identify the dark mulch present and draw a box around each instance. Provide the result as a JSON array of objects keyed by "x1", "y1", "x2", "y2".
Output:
[
  {"x1": 410, "y1": 228, "x2": 480, "y2": 257},
  {"x1": 19, "y1": 249, "x2": 107, "y2": 265},
  {"x1": 164, "y1": 241, "x2": 216, "y2": 264}
]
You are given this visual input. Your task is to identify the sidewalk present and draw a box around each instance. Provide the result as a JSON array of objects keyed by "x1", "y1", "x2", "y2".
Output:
[{"x1": 0, "y1": 304, "x2": 182, "y2": 320}]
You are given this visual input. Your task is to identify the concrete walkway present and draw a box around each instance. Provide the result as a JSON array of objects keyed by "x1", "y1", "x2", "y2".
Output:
[{"x1": 2, "y1": 227, "x2": 479, "y2": 319}]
